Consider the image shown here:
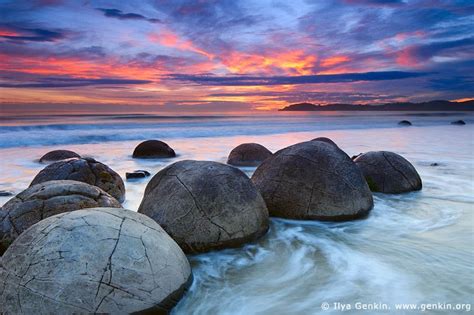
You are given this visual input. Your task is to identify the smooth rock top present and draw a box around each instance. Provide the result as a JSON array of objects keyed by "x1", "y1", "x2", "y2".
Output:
[
  {"x1": 311, "y1": 137, "x2": 338, "y2": 147},
  {"x1": 138, "y1": 160, "x2": 269, "y2": 253},
  {"x1": 227, "y1": 143, "x2": 272, "y2": 166},
  {"x1": 251, "y1": 141, "x2": 373, "y2": 220},
  {"x1": 0, "y1": 208, "x2": 192, "y2": 314},
  {"x1": 30, "y1": 157, "x2": 125, "y2": 202},
  {"x1": 354, "y1": 151, "x2": 422, "y2": 193},
  {"x1": 0, "y1": 180, "x2": 121, "y2": 254},
  {"x1": 39, "y1": 150, "x2": 81, "y2": 163},
  {"x1": 133, "y1": 140, "x2": 176, "y2": 158},
  {"x1": 398, "y1": 120, "x2": 412, "y2": 126}
]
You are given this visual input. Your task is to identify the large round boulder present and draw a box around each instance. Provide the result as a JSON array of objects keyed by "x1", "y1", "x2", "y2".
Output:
[
  {"x1": 0, "y1": 208, "x2": 192, "y2": 314},
  {"x1": 39, "y1": 150, "x2": 81, "y2": 163},
  {"x1": 30, "y1": 157, "x2": 125, "y2": 202},
  {"x1": 227, "y1": 143, "x2": 272, "y2": 166},
  {"x1": 0, "y1": 180, "x2": 121, "y2": 254},
  {"x1": 251, "y1": 141, "x2": 373, "y2": 220},
  {"x1": 133, "y1": 140, "x2": 176, "y2": 158},
  {"x1": 354, "y1": 151, "x2": 422, "y2": 193},
  {"x1": 138, "y1": 160, "x2": 269, "y2": 253}
]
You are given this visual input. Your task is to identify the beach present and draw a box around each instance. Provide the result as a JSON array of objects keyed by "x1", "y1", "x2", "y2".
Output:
[{"x1": 0, "y1": 112, "x2": 472, "y2": 314}]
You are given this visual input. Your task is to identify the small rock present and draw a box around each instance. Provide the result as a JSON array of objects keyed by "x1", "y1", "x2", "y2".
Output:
[
  {"x1": 133, "y1": 140, "x2": 176, "y2": 158},
  {"x1": 126, "y1": 170, "x2": 151, "y2": 180},
  {"x1": 451, "y1": 120, "x2": 466, "y2": 125},
  {"x1": 430, "y1": 163, "x2": 439, "y2": 166},
  {"x1": 398, "y1": 120, "x2": 412, "y2": 126},
  {"x1": 0, "y1": 190, "x2": 14, "y2": 197}
]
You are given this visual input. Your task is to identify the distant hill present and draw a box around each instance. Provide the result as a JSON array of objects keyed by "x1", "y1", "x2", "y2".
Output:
[{"x1": 279, "y1": 100, "x2": 474, "y2": 111}]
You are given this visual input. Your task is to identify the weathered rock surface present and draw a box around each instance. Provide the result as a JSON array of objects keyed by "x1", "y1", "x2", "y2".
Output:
[
  {"x1": 0, "y1": 180, "x2": 121, "y2": 254},
  {"x1": 251, "y1": 141, "x2": 373, "y2": 220},
  {"x1": 39, "y1": 150, "x2": 80, "y2": 163},
  {"x1": 451, "y1": 120, "x2": 466, "y2": 125},
  {"x1": 126, "y1": 170, "x2": 151, "y2": 180},
  {"x1": 133, "y1": 140, "x2": 176, "y2": 158},
  {"x1": 30, "y1": 157, "x2": 125, "y2": 202},
  {"x1": 354, "y1": 151, "x2": 422, "y2": 193},
  {"x1": 0, "y1": 208, "x2": 192, "y2": 314},
  {"x1": 227, "y1": 143, "x2": 272, "y2": 166},
  {"x1": 311, "y1": 137, "x2": 338, "y2": 147},
  {"x1": 398, "y1": 120, "x2": 412, "y2": 126},
  {"x1": 138, "y1": 160, "x2": 269, "y2": 253}
]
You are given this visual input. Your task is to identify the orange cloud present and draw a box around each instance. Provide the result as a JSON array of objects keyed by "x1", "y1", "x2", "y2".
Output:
[
  {"x1": 149, "y1": 30, "x2": 214, "y2": 59},
  {"x1": 320, "y1": 55, "x2": 350, "y2": 67}
]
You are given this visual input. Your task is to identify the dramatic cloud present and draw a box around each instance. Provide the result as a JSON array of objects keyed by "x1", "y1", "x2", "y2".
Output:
[
  {"x1": 96, "y1": 8, "x2": 160, "y2": 23},
  {"x1": 0, "y1": 77, "x2": 152, "y2": 88},
  {"x1": 0, "y1": 24, "x2": 65, "y2": 42}
]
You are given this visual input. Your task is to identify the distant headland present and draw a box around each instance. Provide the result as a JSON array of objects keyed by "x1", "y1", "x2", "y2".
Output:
[{"x1": 279, "y1": 100, "x2": 474, "y2": 111}]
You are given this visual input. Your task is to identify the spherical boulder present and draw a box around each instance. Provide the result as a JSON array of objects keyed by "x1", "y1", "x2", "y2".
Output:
[
  {"x1": 133, "y1": 140, "x2": 176, "y2": 158},
  {"x1": 311, "y1": 137, "x2": 338, "y2": 147},
  {"x1": 398, "y1": 120, "x2": 412, "y2": 126},
  {"x1": 39, "y1": 149, "x2": 81, "y2": 163},
  {"x1": 251, "y1": 141, "x2": 373, "y2": 220},
  {"x1": 138, "y1": 160, "x2": 269, "y2": 253},
  {"x1": 0, "y1": 208, "x2": 192, "y2": 314},
  {"x1": 227, "y1": 143, "x2": 272, "y2": 166},
  {"x1": 0, "y1": 180, "x2": 121, "y2": 254},
  {"x1": 30, "y1": 157, "x2": 125, "y2": 202},
  {"x1": 354, "y1": 151, "x2": 422, "y2": 193}
]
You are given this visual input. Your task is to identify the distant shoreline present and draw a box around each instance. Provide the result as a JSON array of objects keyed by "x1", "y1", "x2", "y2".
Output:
[{"x1": 279, "y1": 100, "x2": 474, "y2": 111}]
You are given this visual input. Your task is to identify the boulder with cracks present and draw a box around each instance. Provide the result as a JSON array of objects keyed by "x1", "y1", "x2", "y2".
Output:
[
  {"x1": 0, "y1": 208, "x2": 192, "y2": 314},
  {"x1": 138, "y1": 160, "x2": 269, "y2": 254},
  {"x1": 251, "y1": 141, "x2": 373, "y2": 220},
  {"x1": 0, "y1": 180, "x2": 122, "y2": 254},
  {"x1": 354, "y1": 151, "x2": 422, "y2": 193},
  {"x1": 30, "y1": 157, "x2": 125, "y2": 203}
]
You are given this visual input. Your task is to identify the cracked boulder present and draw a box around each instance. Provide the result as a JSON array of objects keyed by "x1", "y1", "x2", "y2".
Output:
[
  {"x1": 0, "y1": 180, "x2": 121, "y2": 255},
  {"x1": 0, "y1": 208, "x2": 192, "y2": 314},
  {"x1": 251, "y1": 141, "x2": 373, "y2": 220},
  {"x1": 138, "y1": 160, "x2": 269, "y2": 254},
  {"x1": 354, "y1": 151, "x2": 422, "y2": 193},
  {"x1": 39, "y1": 150, "x2": 81, "y2": 163},
  {"x1": 30, "y1": 157, "x2": 125, "y2": 203},
  {"x1": 227, "y1": 143, "x2": 272, "y2": 166},
  {"x1": 133, "y1": 140, "x2": 176, "y2": 158}
]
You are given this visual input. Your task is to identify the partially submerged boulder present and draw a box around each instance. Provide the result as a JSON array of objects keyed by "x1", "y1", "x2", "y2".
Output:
[
  {"x1": 451, "y1": 120, "x2": 466, "y2": 125},
  {"x1": 0, "y1": 208, "x2": 192, "y2": 314},
  {"x1": 354, "y1": 151, "x2": 422, "y2": 193},
  {"x1": 398, "y1": 120, "x2": 412, "y2": 126},
  {"x1": 138, "y1": 160, "x2": 269, "y2": 253},
  {"x1": 39, "y1": 150, "x2": 80, "y2": 163},
  {"x1": 126, "y1": 170, "x2": 151, "y2": 180},
  {"x1": 251, "y1": 141, "x2": 373, "y2": 220},
  {"x1": 0, "y1": 180, "x2": 121, "y2": 254},
  {"x1": 227, "y1": 143, "x2": 272, "y2": 166},
  {"x1": 30, "y1": 157, "x2": 125, "y2": 202},
  {"x1": 133, "y1": 140, "x2": 176, "y2": 158}
]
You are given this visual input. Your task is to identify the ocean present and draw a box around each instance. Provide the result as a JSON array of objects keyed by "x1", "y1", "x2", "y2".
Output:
[{"x1": 0, "y1": 111, "x2": 473, "y2": 314}]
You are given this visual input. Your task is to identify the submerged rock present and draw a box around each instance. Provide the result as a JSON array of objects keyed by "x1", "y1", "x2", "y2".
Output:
[
  {"x1": 138, "y1": 160, "x2": 269, "y2": 253},
  {"x1": 39, "y1": 150, "x2": 81, "y2": 163},
  {"x1": 251, "y1": 141, "x2": 373, "y2": 220},
  {"x1": 133, "y1": 140, "x2": 176, "y2": 158},
  {"x1": 354, "y1": 151, "x2": 422, "y2": 193},
  {"x1": 0, "y1": 190, "x2": 14, "y2": 197},
  {"x1": 0, "y1": 180, "x2": 121, "y2": 254},
  {"x1": 126, "y1": 170, "x2": 151, "y2": 180},
  {"x1": 451, "y1": 120, "x2": 466, "y2": 125},
  {"x1": 0, "y1": 208, "x2": 192, "y2": 313},
  {"x1": 227, "y1": 143, "x2": 272, "y2": 166},
  {"x1": 30, "y1": 157, "x2": 125, "y2": 202},
  {"x1": 398, "y1": 120, "x2": 412, "y2": 126}
]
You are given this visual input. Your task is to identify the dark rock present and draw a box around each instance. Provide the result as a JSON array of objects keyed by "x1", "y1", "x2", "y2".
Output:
[
  {"x1": 30, "y1": 157, "x2": 125, "y2": 202},
  {"x1": 39, "y1": 150, "x2": 80, "y2": 163},
  {"x1": 430, "y1": 163, "x2": 439, "y2": 166},
  {"x1": 311, "y1": 137, "x2": 338, "y2": 147},
  {"x1": 251, "y1": 141, "x2": 373, "y2": 221},
  {"x1": 126, "y1": 170, "x2": 151, "y2": 180},
  {"x1": 354, "y1": 151, "x2": 422, "y2": 193},
  {"x1": 0, "y1": 180, "x2": 121, "y2": 254},
  {"x1": 133, "y1": 140, "x2": 176, "y2": 158},
  {"x1": 0, "y1": 191, "x2": 14, "y2": 197},
  {"x1": 138, "y1": 160, "x2": 269, "y2": 254},
  {"x1": 351, "y1": 153, "x2": 363, "y2": 160},
  {"x1": 451, "y1": 120, "x2": 466, "y2": 125},
  {"x1": 227, "y1": 143, "x2": 272, "y2": 166},
  {"x1": 398, "y1": 120, "x2": 412, "y2": 126},
  {"x1": 0, "y1": 208, "x2": 192, "y2": 313}
]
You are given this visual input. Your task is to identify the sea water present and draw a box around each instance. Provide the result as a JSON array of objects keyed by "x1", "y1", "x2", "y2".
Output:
[{"x1": 0, "y1": 112, "x2": 473, "y2": 314}]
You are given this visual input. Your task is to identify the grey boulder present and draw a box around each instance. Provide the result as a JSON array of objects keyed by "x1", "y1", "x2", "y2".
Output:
[
  {"x1": 0, "y1": 180, "x2": 121, "y2": 254},
  {"x1": 39, "y1": 150, "x2": 81, "y2": 163},
  {"x1": 133, "y1": 140, "x2": 176, "y2": 158},
  {"x1": 30, "y1": 157, "x2": 125, "y2": 202},
  {"x1": 227, "y1": 143, "x2": 272, "y2": 166},
  {"x1": 354, "y1": 151, "x2": 422, "y2": 193},
  {"x1": 138, "y1": 160, "x2": 269, "y2": 253},
  {"x1": 0, "y1": 208, "x2": 192, "y2": 314},
  {"x1": 311, "y1": 137, "x2": 338, "y2": 147},
  {"x1": 251, "y1": 141, "x2": 373, "y2": 220}
]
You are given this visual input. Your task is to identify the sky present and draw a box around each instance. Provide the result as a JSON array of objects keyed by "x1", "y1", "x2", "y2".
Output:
[{"x1": 0, "y1": 0, "x2": 473, "y2": 113}]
